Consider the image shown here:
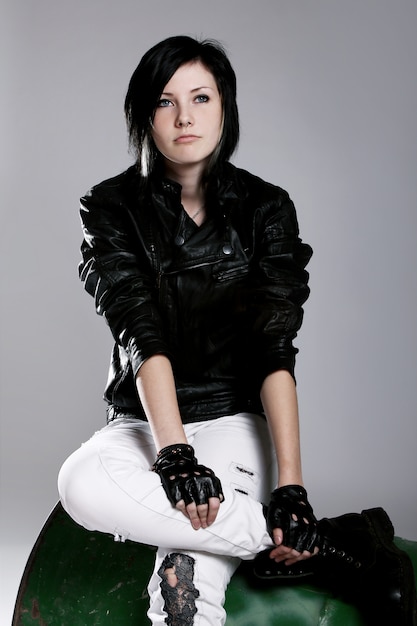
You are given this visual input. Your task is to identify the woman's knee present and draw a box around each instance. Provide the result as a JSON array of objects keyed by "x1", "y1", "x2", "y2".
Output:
[{"x1": 57, "y1": 446, "x2": 101, "y2": 528}]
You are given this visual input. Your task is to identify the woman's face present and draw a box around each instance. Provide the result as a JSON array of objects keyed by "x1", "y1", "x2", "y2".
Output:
[{"x1": 151, "y1": 61, "x2": 223, "y2": 173}]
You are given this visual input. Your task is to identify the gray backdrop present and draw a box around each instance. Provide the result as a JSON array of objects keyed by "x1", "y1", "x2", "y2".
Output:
[{"x1": 2, "y1": 0, "x2": 417, "y2": 621}]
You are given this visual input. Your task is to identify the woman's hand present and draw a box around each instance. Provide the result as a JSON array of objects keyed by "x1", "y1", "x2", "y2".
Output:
[
  {"x1": 153, "y1": 443, "x2": 224, "y2": 530},
  {"x1": 176, "y1": 496, "x2": 222, "y2": 530},
  {"x1": 269, "y1": 529, "x2": 319, "y2": 566},
  {"x1": 266, "y1": 485, "x2": 319, "y2": 565}
]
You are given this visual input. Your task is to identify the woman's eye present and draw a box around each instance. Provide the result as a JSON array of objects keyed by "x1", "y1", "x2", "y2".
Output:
[
  {"x1": 157, "y1": 99, "x2": 173, "y2": 108},
  {"x1": 195, "y1": 94, "x2": 209, "y2": 103}
]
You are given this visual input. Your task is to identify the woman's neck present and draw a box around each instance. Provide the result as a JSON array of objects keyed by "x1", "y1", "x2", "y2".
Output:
[{"x1": 164, "y1": 162, "x2": 206, "y2": 221}]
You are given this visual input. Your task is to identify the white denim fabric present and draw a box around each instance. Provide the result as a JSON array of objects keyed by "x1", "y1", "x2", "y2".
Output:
[{"x1": 58, "y1": 413, "x2": 277, "y2": 626}]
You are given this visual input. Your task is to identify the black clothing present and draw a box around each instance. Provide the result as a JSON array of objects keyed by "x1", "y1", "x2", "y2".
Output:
[{"x1": 79, "y1": 162, "x2": 312, "y2": 423}]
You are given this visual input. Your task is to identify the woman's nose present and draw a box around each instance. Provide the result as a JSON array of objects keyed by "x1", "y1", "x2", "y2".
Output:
[{"x1": 176, "y1": 107, "x2": 193, "y2": 128}]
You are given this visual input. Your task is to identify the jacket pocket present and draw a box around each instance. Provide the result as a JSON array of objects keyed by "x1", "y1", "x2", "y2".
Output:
[{"x1": 213, "y1": 265, "x2": 249, "y2": 283}]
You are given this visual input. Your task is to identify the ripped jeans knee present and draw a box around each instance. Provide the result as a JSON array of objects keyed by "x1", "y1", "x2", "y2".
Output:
[{"x1": 158, "y1": 553, "x2": 200, "y2": 625}]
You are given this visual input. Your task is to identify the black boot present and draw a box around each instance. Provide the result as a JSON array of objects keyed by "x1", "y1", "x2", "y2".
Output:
[{"x1": 253, "y1": 507, "x2": 417, "y2": 626}]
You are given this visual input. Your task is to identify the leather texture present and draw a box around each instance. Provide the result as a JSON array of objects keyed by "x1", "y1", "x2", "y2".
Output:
[
  {"x1": 266, "y1": 485, "x2": 318, "y2": 552},
  {"x1": 315, "y1": 508, "x2": 417, "y2": 626},
  {"x1": 253, "y1": 507, "x2": 417, "y2": 626},
  {"x1": 78, "y1": 162, "x2": 312, "y2": 423},
  {"x1": 152, "y1": 443, "x2": 224, "y2": 506}
]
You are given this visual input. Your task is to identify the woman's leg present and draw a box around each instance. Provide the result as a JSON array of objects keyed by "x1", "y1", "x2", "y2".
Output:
[
  {"x1": 58, "y1": 414, "x2": 275, "y2": 625},
  {"x1": 145, "y1": 413, "x2": 276, "y2": 625},
  {"x1": 190, "y1": 411, "x2": 276, "y2": 505},
  {"x1": 58, "y1": 416, "x2": 274, "y2": 558},
  {"x1": 147, "y1": 548, "x2": 239, "y2": 626}
]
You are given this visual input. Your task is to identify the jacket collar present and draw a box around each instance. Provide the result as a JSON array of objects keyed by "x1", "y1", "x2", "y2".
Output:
[{"x1": 148, "y1": 161, "x2": 245, "y2": 215}]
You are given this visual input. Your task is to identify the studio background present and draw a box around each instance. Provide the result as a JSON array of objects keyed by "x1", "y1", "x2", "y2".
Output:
[{"x1": 1, "y1": 1, "x2": 416, "y2": 622}]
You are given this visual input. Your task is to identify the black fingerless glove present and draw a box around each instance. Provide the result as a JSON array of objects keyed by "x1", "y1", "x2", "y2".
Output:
[
  {"x1": 153, "y1": 444, "x2": 224, "y2": 507},
  {"x1": 266, "y1": 485, "x2": 318, "y2": 552}
]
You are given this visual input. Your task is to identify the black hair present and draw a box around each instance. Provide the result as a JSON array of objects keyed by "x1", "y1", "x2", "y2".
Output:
[{"x1": 124, "y1": 35, "x2": 239, "y2": 177}]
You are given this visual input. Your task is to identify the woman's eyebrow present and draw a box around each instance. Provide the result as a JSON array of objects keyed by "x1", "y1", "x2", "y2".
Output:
[
  {"x1": 160, "y1": 86, "x2": 215, "y2": 96},
  {"x1": 190, "y1": 86, "x2": 215, "y2": 92}
]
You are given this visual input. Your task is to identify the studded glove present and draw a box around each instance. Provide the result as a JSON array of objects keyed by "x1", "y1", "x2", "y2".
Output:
[
  {"x1": 153, "y1": 444, "x2": 224, "y2": 507},
  {"x1": 266, "y1": 485, "x2": 318, "y2": 552}
]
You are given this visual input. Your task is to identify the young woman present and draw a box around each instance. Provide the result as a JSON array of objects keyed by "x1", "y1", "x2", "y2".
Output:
[{"x1": 58, "y1": 36, "x2": 415, "y2": 626}]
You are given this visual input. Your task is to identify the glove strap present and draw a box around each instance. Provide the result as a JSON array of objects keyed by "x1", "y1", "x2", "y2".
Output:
[
  {"x1": 153, "y1": 444, "x2": 195, "y2": 472},
  {"x1": 271, "y1": 485, "x2": 308, "y2": 501}
]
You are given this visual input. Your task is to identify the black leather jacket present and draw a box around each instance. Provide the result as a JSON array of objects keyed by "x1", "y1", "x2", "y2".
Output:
[{"x1": 79, "y1": 162, "x2": 312, "y2": 423}]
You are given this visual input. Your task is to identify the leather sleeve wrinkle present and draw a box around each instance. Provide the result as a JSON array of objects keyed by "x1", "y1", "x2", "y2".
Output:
[
  {"x1": 78, "y1": 190, "x2": 169, "y2": 374},
  {"x1": 249, "y1": 193, "x2": 312, "y2": 381}
]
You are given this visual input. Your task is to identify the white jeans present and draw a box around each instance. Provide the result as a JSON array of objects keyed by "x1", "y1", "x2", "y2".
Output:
[{"x1": 58, "y1": 413, "x2": 277, "y2": 625}]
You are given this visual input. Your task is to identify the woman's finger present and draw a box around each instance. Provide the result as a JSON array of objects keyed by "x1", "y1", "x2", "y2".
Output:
[{"x1": 206, "y1": 497, "x2": 221, "y2": 526}]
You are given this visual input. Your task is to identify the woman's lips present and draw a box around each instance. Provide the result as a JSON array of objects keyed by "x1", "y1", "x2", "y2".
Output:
[{"x1": 174, "y1": 135, "x2": 200, "y2": 143}]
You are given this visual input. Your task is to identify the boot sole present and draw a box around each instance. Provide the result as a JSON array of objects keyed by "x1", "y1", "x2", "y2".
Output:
[
  {"x1": 362, "y1": 507, "x2": 417, "y2": 626},
  {"x1": 252, "y1": 548, "x2": 316, "y2": 581}
]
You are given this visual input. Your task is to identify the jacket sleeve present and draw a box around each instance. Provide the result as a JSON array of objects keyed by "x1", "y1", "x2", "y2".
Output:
[
  {"x1": 78, "y1": 184, "x2": 169, "y2": 378},
  {"x1": 249, "y1": 189, "x2": 313, "y2": 382}
]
